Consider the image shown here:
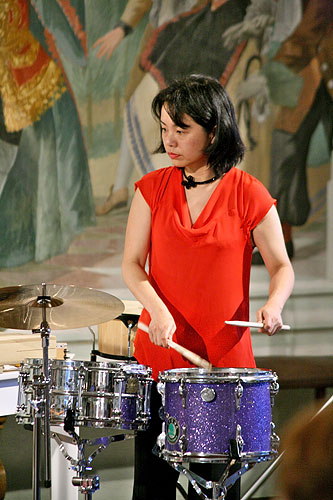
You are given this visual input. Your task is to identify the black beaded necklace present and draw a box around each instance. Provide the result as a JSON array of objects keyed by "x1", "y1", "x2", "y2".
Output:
[{"x1": 181, "y1": 169, "x2": 219, "y2": 189}]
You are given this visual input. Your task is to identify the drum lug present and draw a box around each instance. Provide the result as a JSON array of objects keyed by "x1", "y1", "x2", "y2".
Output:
[
  {"x1": 270, "y1": 422, "x2": 280, "y2": 452},
  {"x1": 17, "y1": 372, "x2": 27, "y2": 411},
  {"x1": 234, "y1": 380, "x2": 243, "y2": 410},
  {"x1": 179, "y1": 379, "x2": 187, "y2": 409},
  {"x1": 179, "y1": 426, "x2": 187, "y2": 453},
  {"x1": 235, "y1": 424, "x2": 244, "y2": 456},
  {"x1": 157, "y1": 381, "x2": 165, "y2": 406},
  {"x1": 77, "y1": 366, "x2": 86, "y2": 415},
  {"x1": 113, "y1": 377, "x2": 124, "y2": 421},
  {"x1": 157, "y1": 422, "x2": 166, "y2": 450},
  {"x1": 137, "y1": 379, "x2": 153, "y2": 426},
  {"x1": 270, "y1": 377, "x2": 279, "y2": 407},
  {"x1": 136, "y1": 396, "x2": 150, "y2": 426},
  {"x1": 136, "y1": 411, "x2": 150, "y2": 427}
]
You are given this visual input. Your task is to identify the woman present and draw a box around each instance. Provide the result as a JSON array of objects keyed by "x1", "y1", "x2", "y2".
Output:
[{"x1": 122, "y1": 74, "x2": 294, "y2": 500}]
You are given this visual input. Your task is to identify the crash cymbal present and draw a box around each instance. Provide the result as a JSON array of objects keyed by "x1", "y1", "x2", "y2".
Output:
[{"x1": 0, "y1": 284, "x2": 124, "y2": 330}]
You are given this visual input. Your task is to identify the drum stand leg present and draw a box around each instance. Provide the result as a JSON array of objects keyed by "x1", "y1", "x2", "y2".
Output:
[
  {"x1": 170, "y1": 461, "x2": 250, "y2": 500},
  {"x1": 32, "y1": 401, "x2": 42, "y2": 500},
  {"x1": 51, "y1": 420, "x2": 135, "y2": 499},
  {"x1": 41, "y1": 333, "x2": 52, "y2": 489},
  {"x1": 156, "y1": 439, "x2": 251, "y2": 500},
  {"x1": 31, "y1": 369, "x2": 52, "y2": 500}
]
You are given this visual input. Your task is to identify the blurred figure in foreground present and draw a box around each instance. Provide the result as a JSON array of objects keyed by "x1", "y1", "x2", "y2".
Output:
[{"x1": 278, "y1": 402, "x2": 333, "y2": 500}]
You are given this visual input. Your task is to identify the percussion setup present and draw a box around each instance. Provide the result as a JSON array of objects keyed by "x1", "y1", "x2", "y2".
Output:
[{"x1": 0, "y1": 283, "x2": 282, "y2": 500}]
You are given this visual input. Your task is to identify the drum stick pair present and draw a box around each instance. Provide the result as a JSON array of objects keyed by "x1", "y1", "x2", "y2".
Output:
[
  {"x1": 138, "y1": 321, "x2": 212, "y2": 371},
  {"x1": 138, "y1": 319, "x2": 292, "y2": 371}
]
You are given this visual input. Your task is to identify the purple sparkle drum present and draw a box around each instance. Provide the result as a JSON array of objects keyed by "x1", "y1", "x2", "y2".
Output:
[{"x1": 157, "y1": 368, "x2": 279, "y2": 463}]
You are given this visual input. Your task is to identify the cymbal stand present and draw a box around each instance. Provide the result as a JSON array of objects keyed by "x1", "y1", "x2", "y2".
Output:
[
  {"x1": 119, "y1": 315, "x2": 137, "y2": 359},
  {"x1": 116, "y1": 313, "x2": 140, "y2": 361},
  {"x1": 88, "y1": 327, "x2": 97, "y2": 362},
  {"x1": 31, "y1": 283, "x2": 53, "y2": 500},
  {"x1": 52, "y1": 412, "x2": 135, "y2": 499}
]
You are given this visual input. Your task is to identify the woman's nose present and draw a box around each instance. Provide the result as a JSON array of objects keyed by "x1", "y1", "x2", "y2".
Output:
[{"x1": 164, "y1": 131, "x2": 176, "y2": 147}]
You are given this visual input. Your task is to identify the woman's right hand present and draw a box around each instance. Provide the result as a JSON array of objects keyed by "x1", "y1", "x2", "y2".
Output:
[{"x1": 148, "y1": 309, "x2": 176, "y2": 348}]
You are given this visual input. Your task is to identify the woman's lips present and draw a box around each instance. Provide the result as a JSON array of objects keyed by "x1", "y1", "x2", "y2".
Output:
[{"x1": 168, "y1": 152, "x2": 180, "y2": 159}]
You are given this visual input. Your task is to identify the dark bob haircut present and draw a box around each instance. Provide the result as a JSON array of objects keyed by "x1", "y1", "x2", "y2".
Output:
[{"x1": 152, "y1": 74, "x2": 245, "y2": 176}]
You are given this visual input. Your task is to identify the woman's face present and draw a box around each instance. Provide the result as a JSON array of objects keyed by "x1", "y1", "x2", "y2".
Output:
[{"x1": 160, "y1": 105, "x2": 213, "y2": 172}]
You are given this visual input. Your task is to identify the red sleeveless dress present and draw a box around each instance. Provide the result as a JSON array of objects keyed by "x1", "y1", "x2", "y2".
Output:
[{"x1": 134, "y1": 166, "x2": 275, "y2": 380}]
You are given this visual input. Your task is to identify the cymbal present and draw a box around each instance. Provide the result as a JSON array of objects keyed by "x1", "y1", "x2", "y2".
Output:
[{"x1": 0, "y1": 284, "x2": 124, "y2": 331}]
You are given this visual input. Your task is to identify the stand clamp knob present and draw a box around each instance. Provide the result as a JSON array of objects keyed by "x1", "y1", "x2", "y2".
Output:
[{"x1": 72, "y1": 475, "x2": 100, "y2": 494}]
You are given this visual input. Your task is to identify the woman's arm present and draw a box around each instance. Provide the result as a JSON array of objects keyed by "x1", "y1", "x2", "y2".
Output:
[
  {"x1": 122, "y1": 189, "x2": 176, "y2": 347},
  {"x1": 252, "y1": 205, "x2": 295, "y2": 335}
]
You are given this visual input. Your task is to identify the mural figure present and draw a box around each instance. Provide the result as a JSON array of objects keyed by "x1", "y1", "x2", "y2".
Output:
[
  {"x1": 93, "y1": 0, "x2": 201, "y2": 215},
  {"x1": 269, "y1": 0, "x2": 333, "y2": 259},
  {"x1": 223, "y1": 0, "x2": 333, "y2": 262},
  {"x1": 94, "y1": 0, "x2": 256, "y2": 216},
  {"x1": 123, "y1": 0, "x2": 253, "y2": 177},
  {"x1": 0, "y1": 0, "x2": 95, "y2": 267}
]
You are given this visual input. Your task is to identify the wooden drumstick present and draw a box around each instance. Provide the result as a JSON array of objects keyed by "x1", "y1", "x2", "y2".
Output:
[
  {"x1": 138, "y1": 321, "x2": 212, "y2": 371},
  {"x1": 225, "y1": 320, "x2": 291, "y2": 330}
]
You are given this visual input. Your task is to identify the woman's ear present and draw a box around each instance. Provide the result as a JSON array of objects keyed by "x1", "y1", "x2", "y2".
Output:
[{"x1": 209, "y1": 126, "x2": 216, "y2": 144}]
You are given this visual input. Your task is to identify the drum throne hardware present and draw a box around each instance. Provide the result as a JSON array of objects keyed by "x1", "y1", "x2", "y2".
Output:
[
  {"x1": 155, "y1": 367, "x2": 280, "y2": 500},
  {"x1": 0, "y1": 282, "x2": 124, "y2": 500}
]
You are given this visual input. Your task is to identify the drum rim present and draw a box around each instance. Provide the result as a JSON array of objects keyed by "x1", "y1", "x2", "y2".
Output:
[
  {"x1": 160, "y1": 448, "x2": 277, "y2": 464},
  {"x1": 50, "y1": 359, "x2": 124, "y2": 369},
  {"x1": 159, "y1": 367, "x2": 276, "y2": 383},
  {"x1": 22, "y1": 358, "x2": 44, "y2": 365},
  {"x1": 50, "y1": 359, "x2": 151, "y2": 373},
  {"x1": 22, "y1": 358, "x2": 152, "y2": 373}
]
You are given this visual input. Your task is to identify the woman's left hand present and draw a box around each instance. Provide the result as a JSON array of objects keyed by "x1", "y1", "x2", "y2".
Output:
[{"x1": 256, "y1": 301, "x2": 283, "y2": 336}]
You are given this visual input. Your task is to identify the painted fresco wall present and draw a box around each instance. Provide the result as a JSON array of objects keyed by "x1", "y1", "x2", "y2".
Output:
[{"x1": 0, "y1": 0, "x2": 332, "y2": 268}]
